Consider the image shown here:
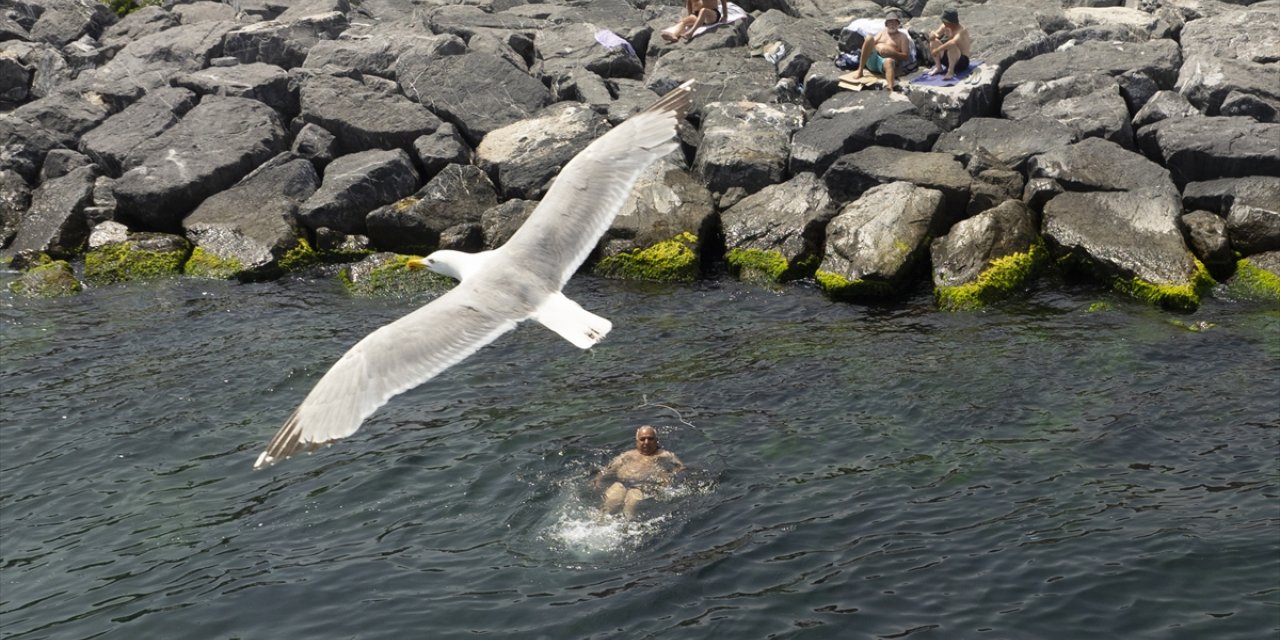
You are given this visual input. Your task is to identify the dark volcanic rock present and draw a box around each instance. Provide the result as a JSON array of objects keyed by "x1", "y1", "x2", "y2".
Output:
[
  {"x1": 599, "y1": 159, "x2": 716, "y2": 261},
  {"x1": 4, "y1": 165, "x2": 97, "y2": 261},
  {"x1": 746, "y1": 9, "x2": 837, "y2": 83},
  {"x1": 173, "y1": 63, "x2": 297, "y2": 117},
  {"x1": 822, "y1": 146, "x2": 970, "y2": 212},
  {"x1": 646, "y1": 49, "x2": 780, "y2": 118},
  {"x1": 1177, "y1": 9, "x2": 1280, "y2": 120},
  {"x1": 79, "y1": 87, "x2": 198, "y2": 177},
  {"x1": 1002, "y1": 74, "x2": 1134, "y2": 148},
  {"x1": 1181, "y1": 210, "x2": 1234, "y2": 280},
  {"x1": 397, "y1": 51, "x2": 552, "y2": 146},
  {"x1": 413, "y1": 123, "x2": 472, "y2": 181},
  {"x1": 222, "y1": 10, "x2": 348, "y2": 69},
  {"x1": 931, "y1": 200, "x2": 1044, "y2": 309},
  {"x1": 1000, "y1": 38, "x2": 1182, "y2": 101},
  {"x1": 28, "y1": 0, "x2": 114, "y2": 47},
  {"x1": 298, "y1": 148, "x2": 420, "y2": 235},
  {"x1": 480, "y1": 198, "x2": 538, "y2": 249},
  {"x1": 1027, "y1": 137, "x2": 1176, "y2": 196},
  {"x1": 298, "y1": 72, "x2": 443, "y2": 154},
  {"x1": 38, "y1": 149, "x2": 92, "y2": 182},
  {"x1": 100, "y1": 6, "x2": 180, "y2": 54},
  {"x1": 291, "y1": 122, "x2": 338, "y2": 168},
  {"x1": 693, "y1": 101, "x2": 805, "y2": 196},
  {"x1": 92, "y1": 20, "x2": 239, "y2": 90},
  {"x1": 475, "y1": 102, "x2": 609, "y2": 200},
  {"x1": 817, "y1": 182, "x2": 947, "y2": 300},
  {"x1": 1182, "y1": 176, "x2": 1280, "y2": 217},
  {"x1": 1226, "y1": 203, "x2": 1280, "y2": 256},
  {"x1": 1137, "y1": 116, "x2": 1280, "y2": 187},
  {"x1": 535, "y1": 22, "x2": 644, "y2": 84},
  {"x1": 0, "y1": 170, "x2": 31, "y2": 248},
  {"x1": 365, "y1": 164, "x2": 497, "y2": 254},
  {"x1": 1043, "y1": 188, "x2": 1208, "y2": 309},
  {"x1": 721, "y1": 172, "x2": 838, "y2": 282},
  {"x1": 304, "y1": 31, "x2": 466, "y2": 80},
  {"x1": 1132, "y1": 89, "x2": 1200, "y2": 130},
  {"x1": 933, "y1": 116, "x2": 1077, "y2": 172},
  {"x1": 182, "y1": 156, "x2": 319, "y2": 279},
  {"x1": 112, "y1": 96, "x2": 289, "y2": 232},
  {"x1": 789, "y1": 91, "x2": 916, "y2": 176}
]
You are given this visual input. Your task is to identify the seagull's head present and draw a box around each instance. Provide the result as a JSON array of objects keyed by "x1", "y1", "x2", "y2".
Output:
[{"x1": 406, "y1": 250, "x2": 480, "y2": 281}]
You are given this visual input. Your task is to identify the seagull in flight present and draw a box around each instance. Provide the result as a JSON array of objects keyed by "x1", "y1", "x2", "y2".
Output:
[{"x1": 255, "y1": 80, "x2": 696, "y2": 469}]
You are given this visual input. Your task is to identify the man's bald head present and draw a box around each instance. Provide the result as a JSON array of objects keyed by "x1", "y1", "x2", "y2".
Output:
[{"x1": 635, "y1": 425, "x2": 659, "y2": 455}]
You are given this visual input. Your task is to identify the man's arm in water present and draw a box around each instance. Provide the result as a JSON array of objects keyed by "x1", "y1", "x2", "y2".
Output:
[{"x1": 593, "y1": 452, "x2": 626, "y2": 488}]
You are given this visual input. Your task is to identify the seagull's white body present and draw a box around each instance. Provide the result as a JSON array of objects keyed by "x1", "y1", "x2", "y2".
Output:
[{"x1": 255, "y1": 81, "x2": 695, "y2": 469}]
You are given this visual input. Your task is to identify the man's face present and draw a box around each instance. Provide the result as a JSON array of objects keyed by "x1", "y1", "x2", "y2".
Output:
[
  {"x1": 885, "y1": 19, "x2": 900, "y2": 32},
  {"x1": 636, "y1": 428, "x2": 659, "y2": 455}
]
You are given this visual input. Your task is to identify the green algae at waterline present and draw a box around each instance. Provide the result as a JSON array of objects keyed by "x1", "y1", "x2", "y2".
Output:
[
  {"x1": 1226, "y1": 258, "x2": 1280, "y2": 303},
  {"x1": 8, "y1": 256, "x2": 81, "y2": 297},
  {"x1": 594, "y1": 232, "x2": 700, "y2": 282},
  {"x1": 934, "y1": 240, "x2": 1049, "y2": 311},
  {"x1": 84, "y1": 240, "x2": 190, "y2": 285},
  {"x1": 726, "y1": 247, "x2": 821, "y2": 284},
  {"x1": 340, "y1": 253, "x2": 453, "y2": 297}
]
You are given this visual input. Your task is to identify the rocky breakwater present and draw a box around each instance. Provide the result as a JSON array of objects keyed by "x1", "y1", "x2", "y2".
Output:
[{"x1": 2, "y1": 0, "x2": 1278, "y2": 310}]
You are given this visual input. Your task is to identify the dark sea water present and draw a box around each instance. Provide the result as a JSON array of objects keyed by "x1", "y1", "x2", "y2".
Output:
[{"x1": 2, "y1": 272, "x2": 1277, "y2": 640}]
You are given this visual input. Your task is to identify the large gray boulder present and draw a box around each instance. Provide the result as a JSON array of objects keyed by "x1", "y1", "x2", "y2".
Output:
[
  {"x1": 480, "y1": 198, "x2": 538, "y2": 250},
  {"x1": 173, "y1": 63, "x2": 296, "y2": 118},
  {"x1": 931, "y1": 199, "x2": 1045, "y2": 310},
  {"x1": 534, "y1": 21, "x2": 644, "y2": 85},
  {"x1": 99, "y1": 6, "x2": 180, "y2": 55},
  {"x1": 1136, "y1": 115, "x2": 1280, "y2": 187},
  {"x1": 112, "y1": 96, "x2": 288, "y2": 231},
  {"x1": 1177, "y1": 8, "x2": 1280, "y2": 120},
  {"x1": 1002, "y1": 74, "x2": 1134, "y2": 148},
  {"x1": 182, "y1": 155, "x2": 319, "y2": 279},
  {"x1": 722, "y1": 172, "x2": 839, "y2": 283},
  {"x1": 3, "y1": 165, "x2": 97, "y2": 261},
  {"x1": 79, "y1": 86, "x2": 198, "y2": 177},
  {"x1": 789, "y1": 91, "x2": 917, "y2": 176},
  {"x1": 1226, "y1": 202, "x2": 1280, "y2": 256},
  {"x1": 693, "y1": 101, "x2": 805, "y2": 196},
  {"x1": 1027, "y1": 137, "x2": 1177, "y2": 196},
  {"x1": 2, "y1": 84, "x2": 127, "y2": 180},
  {"x1": 645, "y1": 48, "x2": 781, "y2": 119},
  {"x1": 92, "y1": 20, "x2": 239, "y2": 91},
  {"x1": 413, "y1": 123, "x2": 472, "y2": 181},
  {"x1": 598, "y1": 158, "x2": 716, "y2": 265},
  {"x1": 817, "y1": 181, "x2": 948, "y2": 300},
  {"x1": 222, "y1": 11, "x2": 348, "y2": 69},
  {"x1": 364, "y1": 163, "x2": 498, "y2": 254},
  {"x1": 932, "y1": 116, "x2": 1077, "y2": 172},
  {"x1": 397, "y1": 51, "x2": 552, "y2": 146},
  {"x1": 475, "y1": 102, "x2": 609, "y2": 200},
  {"x1": 0, "y1": 170, "x2": 30, "y2": 248},
  {"x1": 27, "y1": 0, "x2": 114, "y2": 47},
  {"x1": 304, "y1": 31, "x2": 465, "y2": 80},
  {"x1": 822, "y1": 146, "x2": 970, "y2": 211},
  {"x1": 1000, "y1": 38, "x2": 1182, "y2": 109},
  {"x1": 1182, "y1": 176, "x2": 1280, "y2": 217},
  {"x1": 1043, "y1": 188, "x2": 1211, "y2": 310},
  {"x1": 298, "y1": 148, "x2": 420, "y2": 235},
  {"x1": 1181, "y1": 209, "x2": 1234, "y2": 280},
  {"x1": 1132, "y1": 89, "x2": 1201, "y2": 130},
  {"x1": 746, "y1": 9, "x2": 837, "y2": 83},
  {"x1": 297, "y1": 72, "x2": 443, "y2": 154}
]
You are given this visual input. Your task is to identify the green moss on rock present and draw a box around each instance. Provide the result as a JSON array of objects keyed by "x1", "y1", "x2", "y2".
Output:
[
  {"x1": 1113, "y1": 260, "x2": 1214, "y2": 312},
  {"x1": 184, "y1": 246, "x2": 244, "y2": 279},
  {"x1": 9, "y1": 257, "x2": 81, "y2": 297},
  {"x1": 279, "y1": 238, "x2": 319, "y2": 272},
  {"x1": 727, "y1": 248, "x2": 820, "y2": 283},
  {"x1": 1227, "y1": 258, "x2": 1280, "y2": 303},
  {"x1": 594, "y1": 232, "x2": 699, "y2": 282},
  {"x1": 84, "y1": 242, "x2": 188, "y2": 285},
  {"x1": 341, "y1": 253, "x2": 453, "y2": 296},
  {"x1": 815, "y1": 270, "x2": 894, "y2": 301},
  {"x1": 935, "y1": 240, "x2": 1048, "y2": 311}
]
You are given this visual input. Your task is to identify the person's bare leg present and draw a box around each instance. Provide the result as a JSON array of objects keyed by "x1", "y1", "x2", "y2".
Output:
[
  {"x1": 853, "y1": 37, "x2": 874, "y2": 79},
  {"x1": 602, "y1": 482, "x2": 626, "y2": 515},
  {"x1": 885, "y1": 57, "x2": 897, "y2": 90},
  {"x1": 927, "y1": 36, "x2": 942, "y2": 75},
  {"x1": 622, "y1": 488, "x2": 645, "y2": 520},
  {"x1": 942, "y1": 48, "x2": 957, "y2": 80}
]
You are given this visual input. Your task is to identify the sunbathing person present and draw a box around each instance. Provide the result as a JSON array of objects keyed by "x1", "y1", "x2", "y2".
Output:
[
  {"x1": 663, "y1": 0, "x2": 729, "y2": 43},
  {"x1": 851, "y1": 7, "x2": 912, "y2": 91},
  {"x1": 927, "y1": 7, "x2": 972, "y2": 80}
]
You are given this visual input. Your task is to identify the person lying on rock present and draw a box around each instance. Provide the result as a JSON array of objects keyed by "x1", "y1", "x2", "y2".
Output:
[
  {"x1": 927, "y1": 7, "x2": 971, "y2": 80},
  {"x1": 852, "y1": 7, "x2": 912, "y2": 91},
  {"x1": 663, "y1": 0, "x2": 728, "y2": 43}
]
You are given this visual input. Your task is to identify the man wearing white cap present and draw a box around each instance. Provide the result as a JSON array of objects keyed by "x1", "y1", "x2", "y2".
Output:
[{"x1": 852, "y1": 6, "x2": 913, "y2": 91}]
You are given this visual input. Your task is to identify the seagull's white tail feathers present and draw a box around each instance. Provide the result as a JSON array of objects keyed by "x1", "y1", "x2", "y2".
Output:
[{"x1": 533, "y1": 292, "x2": 613, "y2": 349}]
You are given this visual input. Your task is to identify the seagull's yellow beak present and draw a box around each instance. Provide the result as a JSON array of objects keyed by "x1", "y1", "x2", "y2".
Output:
[{"x1": 406, "y1": 257, "x2": 427, "y2": 270}]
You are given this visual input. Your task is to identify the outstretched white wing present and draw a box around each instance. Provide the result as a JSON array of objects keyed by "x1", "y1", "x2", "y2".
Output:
[{"x1": 255, "y1": 285, "x2": 518, "y2": 469}]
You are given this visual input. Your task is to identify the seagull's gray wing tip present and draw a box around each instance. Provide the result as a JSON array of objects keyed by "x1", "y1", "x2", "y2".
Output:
[{"x1": 645, "y1": 79, "x2": 697, "y2": 119}]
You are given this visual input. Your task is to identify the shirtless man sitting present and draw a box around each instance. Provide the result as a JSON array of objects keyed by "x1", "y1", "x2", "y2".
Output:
[
  {"x1": 595, "y1": 426, "x2": 684, "y2": 519},
  {"x1": 852, "y1": 7, "x2": 912, "y2": 91},
  {"x1": 927, "y1": 7, "x2": 972, "y2": 80},
  {"x1": 663, "y1": 0, "x2": 728, "y2": 43}
]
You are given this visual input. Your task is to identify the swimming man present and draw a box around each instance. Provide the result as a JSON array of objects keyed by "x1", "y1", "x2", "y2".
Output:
[{"x1": 595, "y1": 426, "x2": 684, "y2": 519}]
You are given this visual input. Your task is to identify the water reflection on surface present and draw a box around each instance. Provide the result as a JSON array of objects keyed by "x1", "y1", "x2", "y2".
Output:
[{"x1": 1, "y1": 275, "x2": 1277, "y2": 639}]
